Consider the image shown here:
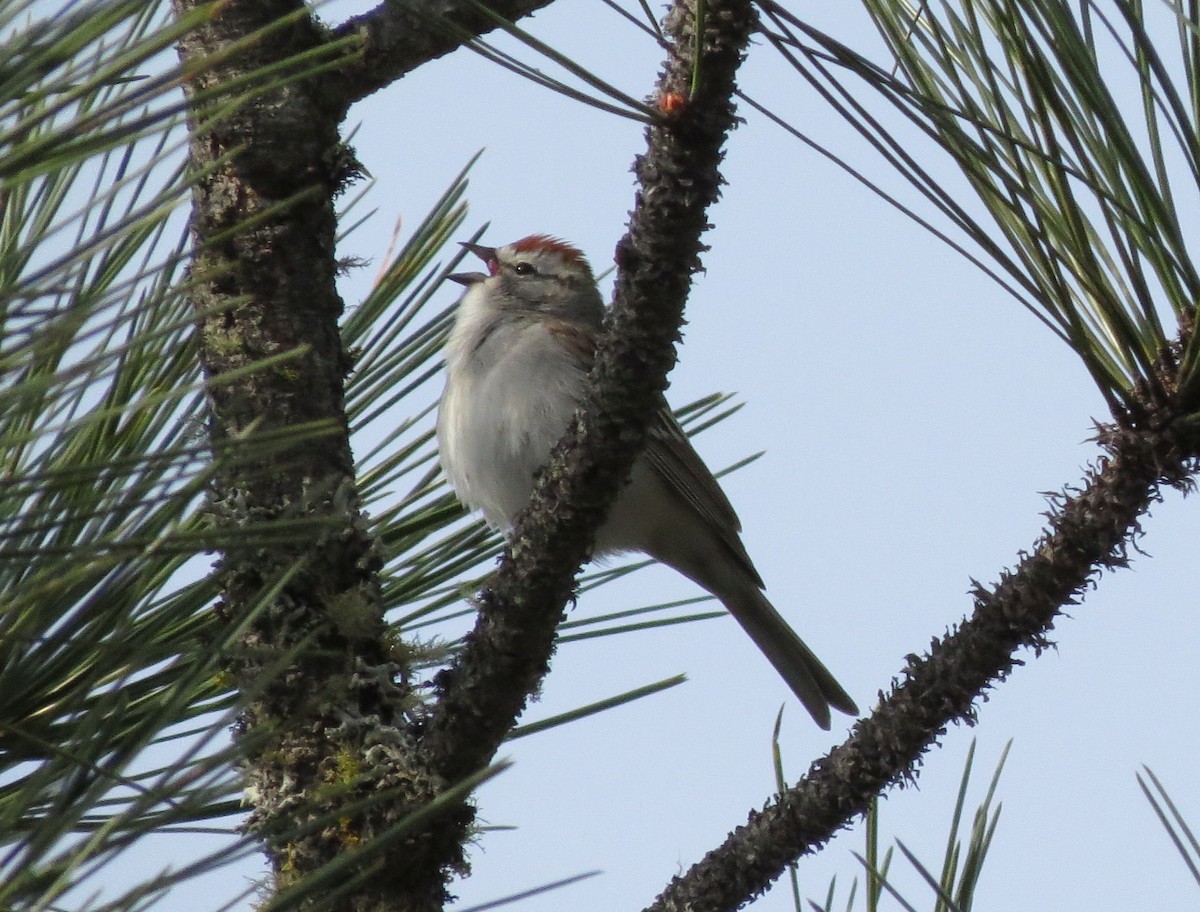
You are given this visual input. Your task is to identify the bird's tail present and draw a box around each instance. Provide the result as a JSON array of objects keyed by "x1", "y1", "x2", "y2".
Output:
[{"x1": 723, "y1": 585, "x2": 857, "y2": 730}]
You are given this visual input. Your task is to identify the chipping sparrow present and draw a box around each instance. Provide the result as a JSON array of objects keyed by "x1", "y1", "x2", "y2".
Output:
[{"x1": 436, "y1": 234, "x2": 857, "y2": 729}]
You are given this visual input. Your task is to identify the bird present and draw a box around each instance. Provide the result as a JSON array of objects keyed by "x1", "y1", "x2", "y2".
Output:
[{"x1": 436, "y1": 233, "x2": 857, "y2": 729}]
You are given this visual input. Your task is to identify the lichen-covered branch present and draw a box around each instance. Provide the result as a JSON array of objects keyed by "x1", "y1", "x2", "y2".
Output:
[{"x1": 171, "y1": 2, "x2": 441, "y2": 908}]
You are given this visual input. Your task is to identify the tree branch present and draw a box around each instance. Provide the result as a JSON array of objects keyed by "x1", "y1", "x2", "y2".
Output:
[
  {"x1": 408, "y1": 0, "x2": 756, "y2": 887},
  {"x1": 327, "y1": 0, "x2": 557, "y2": 112},
  {"x1": 422, "y1": 0, "x2": 752, "y2": 787},
  {"x1": 646, "y1": 407, "x2": 1200, "y2": 912},
  {"x1": 171, "y1": 2, "x2": 444, "y2": 908}
]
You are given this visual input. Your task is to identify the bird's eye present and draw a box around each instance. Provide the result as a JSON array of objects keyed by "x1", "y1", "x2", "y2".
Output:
[{"x1": 512, "y1": 262, "x2": 537, "y2": 276}]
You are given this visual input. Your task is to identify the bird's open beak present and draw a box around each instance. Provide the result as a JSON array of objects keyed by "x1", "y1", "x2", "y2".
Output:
[
  {"x1": 460, "y1": 242, "x2": 496, "y2": 263},
  {"x1": 448, "y1": 241, "x2": 498, "y2": 285},
  {"x1": 447, "y1": 271, "x2": 487, "y2": 286}
]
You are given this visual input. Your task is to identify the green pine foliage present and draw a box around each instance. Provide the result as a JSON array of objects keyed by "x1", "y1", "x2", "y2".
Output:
[{"x1": 763, "y1": 0, "x2": 1200, "y2": 418}]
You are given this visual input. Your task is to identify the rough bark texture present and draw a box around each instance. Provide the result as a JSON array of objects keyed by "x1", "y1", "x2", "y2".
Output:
[
  {"x1": 646, "y1": 394, "x2": 1199, "y2": 912},
  {"x1": 172, "y1": 3, "x2": 445, "y2": 910}
]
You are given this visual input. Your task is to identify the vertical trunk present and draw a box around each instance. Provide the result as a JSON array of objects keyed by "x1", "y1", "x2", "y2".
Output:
[{"x1": 171, "y1": 4, "x2": 446, "y2": 909}]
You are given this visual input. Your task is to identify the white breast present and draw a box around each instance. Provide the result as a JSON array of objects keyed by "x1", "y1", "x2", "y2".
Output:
[{"x1": 437, "y1": 296, "x2": 589, "y2": 529}]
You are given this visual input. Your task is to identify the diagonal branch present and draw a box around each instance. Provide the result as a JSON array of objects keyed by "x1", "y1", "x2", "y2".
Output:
[
  {"x1": 386, "y1": 0, "x2": 758, "y2": 894},
  {"x1": 328, "y1": 0, "x2": 558, "y2": 111},
  {"x1": 421, "y1": 0, "x2": 755, "y2": 790},
  {"x1": 646, "y1": 398, "x2": 1200, "y2": 912}
]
